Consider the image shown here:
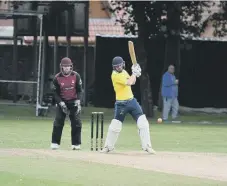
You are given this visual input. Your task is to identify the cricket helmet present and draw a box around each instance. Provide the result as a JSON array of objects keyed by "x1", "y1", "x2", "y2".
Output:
[
  {"x1": 60, "y1": 57, "x2": 73, "y2": 75},
  {"x1": 112, "y1": 56, "x2": 125, "y2": 72}
]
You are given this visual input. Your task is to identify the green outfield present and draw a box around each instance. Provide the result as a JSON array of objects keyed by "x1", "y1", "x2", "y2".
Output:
[{"x1": 0, "y1": 105, "x2": 227, "y2": 186}]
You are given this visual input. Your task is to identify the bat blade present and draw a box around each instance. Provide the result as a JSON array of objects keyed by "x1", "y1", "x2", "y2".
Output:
[{"x1": 128, "y1": 41, "x2": 137, "y2": 65}]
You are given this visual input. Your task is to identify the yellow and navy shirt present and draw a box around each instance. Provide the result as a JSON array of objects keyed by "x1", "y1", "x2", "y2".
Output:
[{"x1": 111, "y1": 70, "x2": 134, "y2": 101}]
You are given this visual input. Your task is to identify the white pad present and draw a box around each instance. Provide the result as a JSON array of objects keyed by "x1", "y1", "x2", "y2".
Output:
[
  {"x1": 137, "y1": 115, "x2": 152, "y2": 150},
  {"x1": 104, "y1": 119, "x2": 122, "y2": 150}
]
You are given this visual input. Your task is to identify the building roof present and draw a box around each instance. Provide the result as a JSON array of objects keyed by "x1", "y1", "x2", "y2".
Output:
[
  {"x1": 0, "y1": 1, "x2": 126, "y2": 45},
  {"x1": 0, "y1": 19, "x2": 13, "y2": 27},
  {"x1": 23, "y1": 18, "x2": 125, "y2": 45}
]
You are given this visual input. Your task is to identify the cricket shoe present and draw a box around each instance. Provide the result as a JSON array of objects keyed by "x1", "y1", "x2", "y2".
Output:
[
  {"x1": 100, "y1": 147, "x2": 113, "y2": 153},
  {"x1": 51, "y1": 143, "x2": 59, "y2": 150},
  {"x1": 145, "y1": 147, "x2": 156, "y2": 154},
  {"x1": 72, "y1": 145, "x2": 81, "y2": 150}
]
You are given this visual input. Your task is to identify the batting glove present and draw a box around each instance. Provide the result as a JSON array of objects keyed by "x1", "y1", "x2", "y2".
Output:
[
  {"x1": 132, "y1": 65, "x2": 141, "y2": 78},
  {"x1": 74, "y1": 100, "x2": 81, "y2": 114},
  {"x1": 131, "y1": 64, "x2": 141, "y2": 72},
  {"x1": 59, "y1": 101, "x2": 68, "y2": 114},
  {"x1": 133, "y1": 71, "x2": 141, "y2": 78}
]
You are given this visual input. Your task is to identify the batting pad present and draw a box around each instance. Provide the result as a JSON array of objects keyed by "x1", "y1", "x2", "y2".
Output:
[
  {"x1": 137, "y1": 115, "x2": 152, "y2": 150},
  {"x1": 104, "y1": 119, "x2": 122, "y2": 150}
]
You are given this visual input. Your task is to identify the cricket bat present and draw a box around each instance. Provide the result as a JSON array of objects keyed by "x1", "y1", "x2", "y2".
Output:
[{"x1": 128, "y1": 41, "x2": 137, "y2": 65}]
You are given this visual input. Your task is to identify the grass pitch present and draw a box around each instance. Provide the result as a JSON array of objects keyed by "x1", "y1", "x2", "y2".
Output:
[{"x1": 0, "y1": 105, "x2": 227, "y2": 185}]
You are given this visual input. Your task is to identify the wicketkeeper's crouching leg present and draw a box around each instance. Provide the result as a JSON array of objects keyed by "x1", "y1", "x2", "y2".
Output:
[
  {"x1": 137, "y1": 114, "x2": 156, "y2": 154},
  {"x1": 51, "y1": 106, "x2": 66, "y2": 150},
  {"x1": 69, "y1": 111, "x2": 82, "y2": 150},
  {"x1": 101, "y1": 119, "x2": 122, "y2": 153}
]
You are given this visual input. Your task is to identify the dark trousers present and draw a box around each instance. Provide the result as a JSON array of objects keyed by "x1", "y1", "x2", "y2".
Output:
[{"x1": 51, "y1": 104, "x2": 82, "y2": 145}]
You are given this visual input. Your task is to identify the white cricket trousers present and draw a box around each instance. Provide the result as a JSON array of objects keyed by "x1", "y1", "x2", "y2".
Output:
[{"x1": 162, "y1": 97, "x2": 179, "y2": 120}]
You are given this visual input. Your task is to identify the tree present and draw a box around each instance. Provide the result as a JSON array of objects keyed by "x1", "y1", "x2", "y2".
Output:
[
  {"x1": 109, "y1": 1, "x2": 213, "y2": 114},
  {"x1": 110, "y1": 1, "x2": 166, "y2": 117},
  {"x1": 207, "y1": 1, "x2": 227, "y2": 37},
  {"x1": 131, "y1": 2, "x2": 155, "y2": 117},
  {"x1": 156, "y1": 1, "x2": 212, "y2": 110}
]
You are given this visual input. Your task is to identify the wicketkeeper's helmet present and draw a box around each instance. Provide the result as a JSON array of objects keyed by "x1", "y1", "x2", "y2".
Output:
[{"x1": 60, "y1": 57, "x2": 73, "y2": 75}]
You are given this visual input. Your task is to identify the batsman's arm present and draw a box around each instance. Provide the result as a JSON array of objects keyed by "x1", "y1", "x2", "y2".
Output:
[
  {"x1": 75, "y1": 72, "x2": 83, "y2": 100},
  {"x1": 126, "y1": 74, "x2": 136, "y2": 85},
  {"x1": 52, "y1": 77, "x2": 62, "y2": 104}
]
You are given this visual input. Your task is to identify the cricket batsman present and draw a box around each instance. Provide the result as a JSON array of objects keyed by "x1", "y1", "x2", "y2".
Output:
[
  {"x1": 50, "y1": 57, "x2": 83, "y2": 150},
  {"x1": 101, "y1": 56, "x2": 156, "y2": 154}
]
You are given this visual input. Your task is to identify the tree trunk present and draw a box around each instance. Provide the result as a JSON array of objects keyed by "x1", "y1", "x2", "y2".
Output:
[
  {"x1": 132, "y1": 2, "x2": 154, "y2": 117},
  {"x1": 140, "y1": 72, "x2": 153, "y2": 117},
  {"x1": 135, "y1": 38, "x2": 154, "y2": 118},
  {"x1": 158, "y1": 2, "x2": 181, "y2": 111}
]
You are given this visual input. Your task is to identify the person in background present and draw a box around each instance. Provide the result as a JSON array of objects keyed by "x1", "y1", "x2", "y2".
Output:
[{"x1": 161, "y1": 64, "x2": 179, "y2": 122}]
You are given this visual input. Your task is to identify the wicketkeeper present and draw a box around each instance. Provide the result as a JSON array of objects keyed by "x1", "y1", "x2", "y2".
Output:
[
  {"x1": 101, "y1": 56, "x2": 155, "y2": 154},
  {"x1": 51, "y1": 57, "x2": 83, "y2": 150}
]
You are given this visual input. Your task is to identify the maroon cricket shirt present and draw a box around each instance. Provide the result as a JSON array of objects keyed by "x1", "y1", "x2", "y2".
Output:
[{"x1": 53, "y1": 71, "x2": 82, "y2": 103}]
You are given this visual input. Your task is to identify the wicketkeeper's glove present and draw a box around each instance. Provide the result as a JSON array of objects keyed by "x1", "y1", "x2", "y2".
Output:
[
  {"x1": 59, "y1": 101, "x2": 68, "y2": 114},
  {"x1": 74, "y1": 100, "x2": 81, "y2": 114},
  {"x1": 131, "y1": 64, "x2": 141, "y2": 77}
]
